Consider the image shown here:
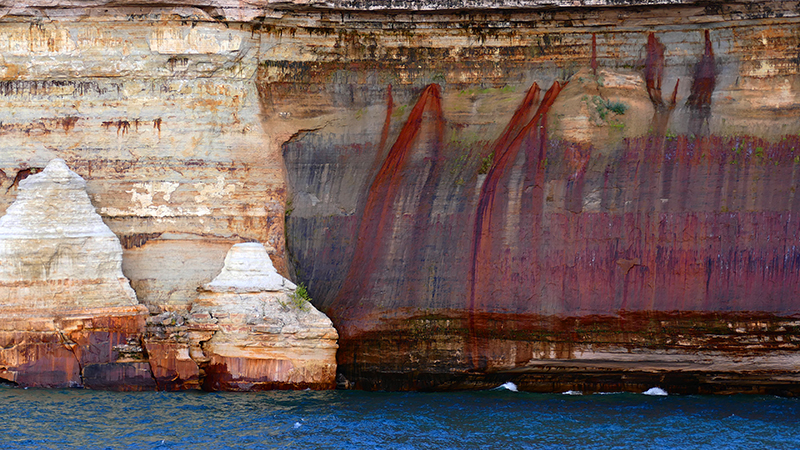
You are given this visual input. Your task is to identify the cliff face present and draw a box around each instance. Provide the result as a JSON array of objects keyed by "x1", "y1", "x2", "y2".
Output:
[
  {"x1": 0, "y1": 11, "x2": 285, "y2": 313},
  {"x1": 1, "y1": 1, "x2": 799, "y2": 392},
  {"x1": 271, "y1": 3, "x2": 800, "y2": 393},
  {"x1": 0, "y1": 159, "x2": 151, "y2": 388}
]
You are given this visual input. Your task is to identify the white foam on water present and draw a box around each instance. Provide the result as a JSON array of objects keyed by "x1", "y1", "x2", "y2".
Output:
[
  {"x1": 496, "y1": 382, "x2": 518, "y2": 392},
  {"x1": 643, "y1": 387, "x2": 668, "y2": 396},
  {"x1": 562, "y1": 390, "x2": 583, "y2": 395},
  {"x1": 293, "y1": 422, "x2": 302, "y2": 429}
]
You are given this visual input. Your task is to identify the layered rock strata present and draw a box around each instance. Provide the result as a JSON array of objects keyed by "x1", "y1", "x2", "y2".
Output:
[
  {"x1": 269, "y1": 4, "x2": 800, "y2": 392},
  {"x1": 0, "y1": 10, "x2": 285, "y2": 312},
  {"x1": 0, "y1": 159, "x2": 152, "y2": 389},
  {"x1": 146, "y1": 243, "x2": 338, "y2": 391},
  {"x1": 0, "y1": 1, "x2": 799, "y2": 393}
]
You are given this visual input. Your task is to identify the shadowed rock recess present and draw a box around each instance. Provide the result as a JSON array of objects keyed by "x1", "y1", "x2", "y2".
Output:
[{"x1": 1, "y1": 1, "x2": 800, "y2": 393}]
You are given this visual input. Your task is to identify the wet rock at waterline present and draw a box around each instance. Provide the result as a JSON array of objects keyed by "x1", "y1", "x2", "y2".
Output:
[
  {"x1": 148, "y1": 243, "x2": 338, "y2": 391},
  {"x1": 0, "y1": 159, "x2": 151, "y2": 389}
]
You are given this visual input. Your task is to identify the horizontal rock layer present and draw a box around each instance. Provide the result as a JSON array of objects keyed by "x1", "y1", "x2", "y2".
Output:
[
  {"x1": 186, "y1": 243, "x2": 337, "y2": 391},
  {"x1": 0, "y1": 1, "x2": 798, "y2": 392},
  {"x1": 272, "y1": 3, "x2": 800, "y2": 391}
]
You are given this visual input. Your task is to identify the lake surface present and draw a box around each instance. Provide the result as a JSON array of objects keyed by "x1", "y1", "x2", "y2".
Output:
[{"x1": 1, "y1": 386, "x2": 799, "y2": 449}]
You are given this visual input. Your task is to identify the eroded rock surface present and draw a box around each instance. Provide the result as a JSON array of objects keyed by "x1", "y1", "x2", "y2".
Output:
[
  {"x1": 1, "y1": 1, "x2": 800, "y2": 393},
  {"x1": 0, "y1": 159, "x2": 151, "y2": 389},
  {"x1": 146, "y1": 243, "x2": 338, "y2": 391}
]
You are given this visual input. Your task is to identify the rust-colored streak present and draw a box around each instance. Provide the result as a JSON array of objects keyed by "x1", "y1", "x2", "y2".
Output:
[
  {"x1": 591, "y1": 33, "x2": 598, "y2": 75},
  {"x1": 331, "y1": 84, "x2": 445, "y2": 331},
  {"x1": 644, "y1": 33, "x2": 680, "y2": 136},
  {"x1": 5, "y1": 167, "x2": 42, "y2": 193},
  {"x1": 468, "y1": 80, "x2": 565, "y2": 368},
  {"x1": 644, "y1": 33, "x2": 665, "y2": 107},
  {"x1": 687, "y1": 30, "x2": 716, "y2": 135},
  {"x1": 492, "y1": 83, "x2": 541, "y2": 165}
]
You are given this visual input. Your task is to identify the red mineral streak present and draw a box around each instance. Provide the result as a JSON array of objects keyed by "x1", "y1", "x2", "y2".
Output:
[
  {"x1": 644, "y1": 33, "x2": 680, "y2": 135},
  {"x1": 687, "y1": 30, "x2": 716, "y2": 135},
  {"x1": 468, "y1": 81, "x2": 565, "y2": 367},
  {"x1": 591, "y1": 33, "x2": 598, "y2": 75},
  {"x1": 330, "y1": 84, "x2": 444, "y2": 331}
]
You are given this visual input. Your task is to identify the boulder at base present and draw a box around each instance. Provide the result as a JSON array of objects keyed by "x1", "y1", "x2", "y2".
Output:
[
  {"x1": 0, "y1": 159, "x2": 152, "y2": 389},
  {"x1": 187, "y1": 243, "x2": 338, "y2": 390}
]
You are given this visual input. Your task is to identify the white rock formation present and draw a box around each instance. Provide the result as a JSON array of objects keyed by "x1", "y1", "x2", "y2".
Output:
[
  {"x1": 189, "y1": 242, "x2": 338, "y2": 390},
  {"x1": 0, "y1": 158, "x2": 138, "y2": 311},
  {"x1": 202, "y1": 242, "x2": 296, "y2": 293}
]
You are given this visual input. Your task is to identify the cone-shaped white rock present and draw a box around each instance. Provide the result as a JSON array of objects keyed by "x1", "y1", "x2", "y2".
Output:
[
  {"x1": 203, "y1": 242, "x2": 296, "y2": 293},
  {"x1": 189, "y1": 242, "x2": 338, "y2": 390},
  {"x1": 0, "y1": 158, "x2": 138, "y2": 311}
]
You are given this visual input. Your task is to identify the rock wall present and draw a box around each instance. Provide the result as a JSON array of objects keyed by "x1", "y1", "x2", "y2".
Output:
[
  {"x1": 0, "y1": 159, "x2": 152, "y2": 389},
  {"x1": 270, "y1": 3, "x2": 800, "y2": 393},
  {"x1": 0, "y1": 1, "x2": 799, "y2": 393},
  {"x1": 146, "y1": 243, "x2": 338, "y2": 391},
  {"x1": 0, "y1": 10, "x2": 285, "y2": 312}
]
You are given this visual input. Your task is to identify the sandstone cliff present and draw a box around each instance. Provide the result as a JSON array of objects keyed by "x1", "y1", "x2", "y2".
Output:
[
  {"x1": 146, "y1": 243, "x2": 338, "y2": 390},
  {"x1": 0, "y1": 159, "x2": 151, "y2": 389},
  {"x1": 0, "y1": 1, "x2": 799, "y2": 393}
]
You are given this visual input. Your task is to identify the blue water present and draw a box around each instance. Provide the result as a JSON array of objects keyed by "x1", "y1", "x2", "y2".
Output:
[{"x1": 1, "y1": 387, "x2": 799, "y2": 449}]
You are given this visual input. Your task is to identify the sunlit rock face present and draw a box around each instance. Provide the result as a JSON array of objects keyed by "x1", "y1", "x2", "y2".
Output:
[
  {"x1": 0, "y1": 159, "x2": 151, "y2": 389},
  {"x1": 0, "y1": 159, "x2": 137, "y2": 310},
  {"x1": 0, "y1": 10, "x2": 285, "y2": 313},
  {"x1": 147, "y1": 243, "x2": 338, "y2": 391},
  {"x1": 1, "y1": 1, "x2": 800, "y2": 393}
]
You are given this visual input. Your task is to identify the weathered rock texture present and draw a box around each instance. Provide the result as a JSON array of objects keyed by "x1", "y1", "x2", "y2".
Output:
[
  {"x1": 1, "y1": 1, "x2": 800, "y2": 393},
  {"x1": 271, "y1": 3, "x2": 800, "y2": 393},
  {"x1": 0, "y1": 10, "x2": 285, "y2": 312},
  {"x1": 146, "y1": 243, "x2": 338, "y2": 391},
  {"x1": 0, "y1": 159, "x2": 152, "y2": 389}
]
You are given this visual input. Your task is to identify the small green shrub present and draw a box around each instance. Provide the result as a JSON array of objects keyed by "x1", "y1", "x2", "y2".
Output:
[
  {"x1": 605, "y1": 101, "x2": 628, "y2": 115},
  {"x1": 287, "y1": 283, "x2": 311, "y2": 311},
  {"x1": 478, "y1": 151, "x2": 494, "y2": 174}
]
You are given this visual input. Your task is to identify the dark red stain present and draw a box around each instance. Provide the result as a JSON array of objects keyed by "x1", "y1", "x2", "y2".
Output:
[
  {"x1": 491, "y1": 82, "x2": 541, "y2": 165},
  {"x1": 5, "y1": 167, "x2": 41, "y2": 193},
  {"x1": 281, "y1": 64, "x2": 800, "y2": 388},
  {"x1": 363, "y1": 85, "x2": 395, "y2": 195},
  {"x1": 687, "y1": 30, "x2": 716, "y2": 135},
  {"x1": 468, "y1": 81, "x2": 565, "y2": 368},
  {"x1": 330, "y1": 84, "x2": 445, "y2": 332},
  {"x1": 644, "y1": 33, "x2": 680, "y2": 136}
]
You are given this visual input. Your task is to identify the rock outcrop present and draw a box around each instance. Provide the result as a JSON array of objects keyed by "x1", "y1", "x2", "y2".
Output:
[
  {"x1": 0, "y1": 159, "x2": 152, "y2": 389},
  {"x1": 148, "y1": 243, "x2": 338, "y2": 391},
  {"x1": 0, "y1": 1, "x2": 799, "y2": 393},
  {"x1": 271, "y1": 3, "x2": 800, "y2": 393}
]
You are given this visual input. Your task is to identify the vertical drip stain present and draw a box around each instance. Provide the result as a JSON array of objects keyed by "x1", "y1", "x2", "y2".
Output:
[
  {"x1": 644, "y1": 33, "x2": 679, "y2": 136},
  {"x1": 331, "y1": 84, "x2": 444, "y2": 331},
  {"x1": 492, "y1": 83, "x2": 542, "y2": 164},
  {"x1": 687, "y1": 30, "x2": 716, "y2": 136},
  {"x1": 591, "y1": 34, "x2": 598, "y2": 75},
  {"x1": 363, "y1": 85, "x2": 395, "y2": 197},
  {"x1": 467, "y1": 81, "x2": 565, "y2": 369}
]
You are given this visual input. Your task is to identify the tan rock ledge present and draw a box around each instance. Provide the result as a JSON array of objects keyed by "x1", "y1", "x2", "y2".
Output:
[{"x1": 179, "y1": 242, "x2": 338, "y2": 391}]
